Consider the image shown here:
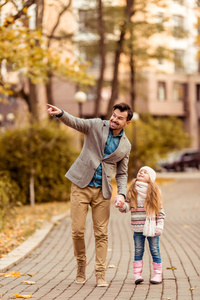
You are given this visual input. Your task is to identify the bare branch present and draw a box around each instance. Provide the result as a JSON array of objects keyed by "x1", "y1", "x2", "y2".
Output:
[
  {"x1": 0, "y1": 1, "x2": 8, "y2": 9},
  {"x1": 46, "y1": 33, "x2": 73, "y2": 41},
  {"x1": 9, "y1": 0, "x2": 18, "y2": 9},
  {"x1": 47, "y1": 0, "x2": 72, "y2": 47},
  {"x1": 4, "y1": 0, "x2": 36, "y2": 26}
]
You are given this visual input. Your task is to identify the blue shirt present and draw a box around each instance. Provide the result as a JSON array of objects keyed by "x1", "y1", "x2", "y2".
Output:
[{"x1": 88, "y1": 128, "x2": 124, "y2": 187}]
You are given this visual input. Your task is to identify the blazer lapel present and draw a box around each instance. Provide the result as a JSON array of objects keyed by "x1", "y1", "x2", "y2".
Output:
[
  {"x1": 102, "y1": 121, "x2": 110, "y2": 155},
  {"x1": 103, "y1": 133, "x2": 128, "y2": 161}
]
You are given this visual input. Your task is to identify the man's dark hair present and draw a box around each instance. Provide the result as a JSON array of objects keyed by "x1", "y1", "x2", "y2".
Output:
[{"x1": 113, "y1": 102, "x2": 133, "y2": 121}]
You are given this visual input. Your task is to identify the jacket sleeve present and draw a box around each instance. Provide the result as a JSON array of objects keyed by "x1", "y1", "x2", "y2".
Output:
[
  {"x1": 115, "y1": 149, "x2": 130, "y2": 196},
  {"x1": 59, "y1": 111, "x2": 94, "y2": 134},
  {"x1": 119, "y1": 201, "x2": 131, "y2": 213}
]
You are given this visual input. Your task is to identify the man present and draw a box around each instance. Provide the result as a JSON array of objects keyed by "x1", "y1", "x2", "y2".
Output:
[{"x1": 47, "y1": 102, "x2": 133, "y2": 287}]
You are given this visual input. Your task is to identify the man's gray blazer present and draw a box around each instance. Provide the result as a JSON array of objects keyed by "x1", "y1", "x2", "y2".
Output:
[{"x1": 60, "y1": 111, "x2": 131, "y2": 199}]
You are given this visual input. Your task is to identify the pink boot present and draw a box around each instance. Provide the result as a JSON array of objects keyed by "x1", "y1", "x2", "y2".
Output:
[
  {"x1": 133, "y1": 260, "x2": 144, "y2": 284},
  {"x1": 150, "y1": 262, "x2": 162, "y2": 284}
]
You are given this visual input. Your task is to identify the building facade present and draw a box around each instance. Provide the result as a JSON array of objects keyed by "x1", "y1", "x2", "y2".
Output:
[
  {"x1": 135, "y1": 0, "x2": 200, "y2": 148},
  {"x1": 73, "y1": 0, "x2": 200, "y2": 148}
]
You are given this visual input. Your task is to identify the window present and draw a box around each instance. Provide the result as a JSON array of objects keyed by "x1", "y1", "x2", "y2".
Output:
[
  {"x1": 156, "y1": 12, "x2": 164, "y2": 24},
  {"x1": 174, "y1": 50, "x2": 184, "y2": 72},
  {"x1": 155, "y1": 13, "x2": 165, "y2": 36},
  {"x1": 155, "y1": 46, "x2": 167, "y2": 65},
  {"x1": 173, "y1": 82, "x2": 187, "y2": 102},
  {"x1": 173, "y1": 0, "x2": 184, "y2": 4},
  {"x1": 158, "y1": 82, "x2": 166, "y2": 101},
  {"x1": 196, "y1": 84, "x2": 200, "y2": 102},
  {"x1": 79, "y1": 10, "x2": 88, "y2": 33},
  {"x1": 173, "y1": 15, "x2": 185, "y2": 38}
]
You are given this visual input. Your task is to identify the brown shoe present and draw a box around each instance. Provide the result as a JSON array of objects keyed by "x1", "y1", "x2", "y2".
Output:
[
  {"x1": 75, "y1": 264, "x2": 86, "y2": 284},
  {"x1": 96, "y1": 273, "x2": 108, "y2": 287}
]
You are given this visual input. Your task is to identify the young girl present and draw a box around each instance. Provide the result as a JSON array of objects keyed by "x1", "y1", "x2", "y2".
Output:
[{"x1": 115, "y1": 166, "x2": 165, "y2": 285}]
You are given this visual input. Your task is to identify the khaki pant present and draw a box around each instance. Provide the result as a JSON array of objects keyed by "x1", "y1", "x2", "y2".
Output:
[{"x1": 70, "y1": 183, "x2": 110, "y2": 275}]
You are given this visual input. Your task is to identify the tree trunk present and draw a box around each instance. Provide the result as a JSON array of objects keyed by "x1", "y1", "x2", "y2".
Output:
[
  {"x1": 28, "y1": 79, "x2": 39, "y2": 121},
  {"x1": 29, "y1": 165, "x2": 35, "y2": 207},
  {"x1": 36, "y1": 0, "x2": 44, "y2": 29},
  {"x1": 105, "y1": 25, "x2": 126, "y2": 119},
  {"x1": 28, "y1": 119, "x2": 35, "y2": 207},
  {"x1": 105, "y1": 0, "x2": 134, "y2": 119},
  {"x1": 45, "y1": 75, "x2": 54, "y2": 105},
  {"x1": 94, "y1": 0, "x2": 106, "y2": 117},
  {"x1": 130, "y1": 29, "x2": 135, "y2": 111}
]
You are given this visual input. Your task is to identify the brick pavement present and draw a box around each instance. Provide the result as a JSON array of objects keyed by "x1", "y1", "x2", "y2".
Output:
[{"x1": 0, "y1": 173, "x2": 200, "y2": 300}]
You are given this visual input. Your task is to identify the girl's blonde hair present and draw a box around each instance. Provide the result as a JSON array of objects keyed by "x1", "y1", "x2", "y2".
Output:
[{"x1": 127, "y1": 178, "x2": 162, "y2": 216}]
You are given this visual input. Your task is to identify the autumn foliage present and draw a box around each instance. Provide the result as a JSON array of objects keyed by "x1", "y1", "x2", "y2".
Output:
[{"x1": 0, "y1": 121, "x2": 79, "y2": 225}]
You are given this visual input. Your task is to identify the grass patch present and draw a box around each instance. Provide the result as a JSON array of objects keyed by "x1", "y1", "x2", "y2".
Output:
[{"x1": 0, "y1": 201, "x2": 70, "y2": 258}]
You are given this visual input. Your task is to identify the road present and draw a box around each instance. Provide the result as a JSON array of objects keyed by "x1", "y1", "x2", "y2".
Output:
[{"x1": 0, "y1": 173, "x2": 200, "y2": 299}]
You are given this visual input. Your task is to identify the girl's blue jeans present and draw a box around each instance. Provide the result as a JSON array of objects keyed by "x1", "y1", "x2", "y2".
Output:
[{"x1": 133, "y1": 232, "x2": 161, "y2": 263}]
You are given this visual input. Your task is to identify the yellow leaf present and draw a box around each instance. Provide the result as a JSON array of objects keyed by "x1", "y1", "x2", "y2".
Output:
[
  {"x1": 189, "y1": 286, "x2": 196, "y2": 290},
  {"x1": 24, "y1": 281, "x2": 36, "y2": 285},
  {"x1": 12, "y1": 293, "x2": 32, "y2": 299},
  {"x1": 183, "y1": 225, "x2": 190, "y2": 229},
  {"x1": 166, "y1": 266, "x2": 177, "y2": 270},
  {"x1": 4, "y1": 271, "x2": 21, "y2": 277},
  {"x1": 107, "y1": 264, "x2": 117, "y2": 268},
  {"x1": 6, "y1": 17, "x2": 14, "y2": 23}
]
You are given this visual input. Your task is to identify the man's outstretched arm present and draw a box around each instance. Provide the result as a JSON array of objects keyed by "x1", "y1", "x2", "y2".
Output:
[
  {"x1": 47, "y1": 104, "x2": 63, "y2": 117},
  {"x1": 47, "y1": 103, "x2": 93, "y2": 134}
]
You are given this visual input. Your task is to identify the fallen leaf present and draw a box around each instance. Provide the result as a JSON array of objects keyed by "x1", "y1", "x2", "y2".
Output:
[
  {"x1": 183, "y1": 225, "x2": 190, "y2": 229},
  {"x1": 1, "y1": 271, "x2": 21, "y2": 278},
  {"x1": 12, "y1": 293, "x2": 32, "y2": 299},
  {"x1": 0, "y1": 202, "x2": 69, "y2": 258},
  {"x1": 24, "y1": 281, "x2": 36, "y2": 285},
  {"x1": 107, "y1": 264, "x2": 117, "y2": 268},
  {"x1": 166, "y1": 266, "x2": 177, "y2": 270},
  {"x1": 189, "y1": 286, "x2": 196, "y2": 290},
  {"x1": 27, "y1": 274, "x2": 36, "y2": 277}
]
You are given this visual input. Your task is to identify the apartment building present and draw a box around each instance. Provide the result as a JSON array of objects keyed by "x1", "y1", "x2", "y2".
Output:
[
  {"x1": 73, "y1": 0, "x2": 200, "y2": 148},
  {"x1": 136, "y1": 0, "x2": 200, "y2": 149}
]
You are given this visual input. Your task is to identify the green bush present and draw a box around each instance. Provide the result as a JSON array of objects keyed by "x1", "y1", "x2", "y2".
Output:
[
  {"x1": 125, "y1": 114, "x2": 190, "y2": 177},
  {"x1": 0, "y1": 172, "x2": 21, "y2": 229},
  {"x1": 0, "y1": 121, "x2": 79, "y2": 205}
]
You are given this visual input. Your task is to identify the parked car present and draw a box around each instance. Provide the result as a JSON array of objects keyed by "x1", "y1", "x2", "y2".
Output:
[{"x1": 159, "y1": 149, "x2": 200, "y2": 172}]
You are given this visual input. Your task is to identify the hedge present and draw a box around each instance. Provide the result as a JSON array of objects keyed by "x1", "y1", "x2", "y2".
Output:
[{"x1": 0, "y1": 121, "x2": 79, "y2": 206}]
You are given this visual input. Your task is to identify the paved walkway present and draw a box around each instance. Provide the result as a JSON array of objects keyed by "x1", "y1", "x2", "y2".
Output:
[{"x1": 0, "y1": 173, "x2": 200, "y2": 299}]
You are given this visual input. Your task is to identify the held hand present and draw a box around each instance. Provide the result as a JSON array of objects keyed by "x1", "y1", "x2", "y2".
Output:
[
  {"x1": 47, "y1": 104, "x2": 62, "y2": 116},
  {"x1": 155, "y1": 227, "x2": 162, "y2": 236},
  {"x1": 114, "y1": 195, "x2": 125, "y2": 208}
]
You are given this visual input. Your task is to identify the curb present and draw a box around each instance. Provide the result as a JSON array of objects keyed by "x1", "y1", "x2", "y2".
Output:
[{"x1": 0, "y1": 212, "x2": 69, "y2": 273}]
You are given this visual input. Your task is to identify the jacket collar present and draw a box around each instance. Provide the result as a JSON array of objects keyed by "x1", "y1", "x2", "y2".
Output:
[{"x1": 102, "y1": 121, "x2": 126, "y2": 157}]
